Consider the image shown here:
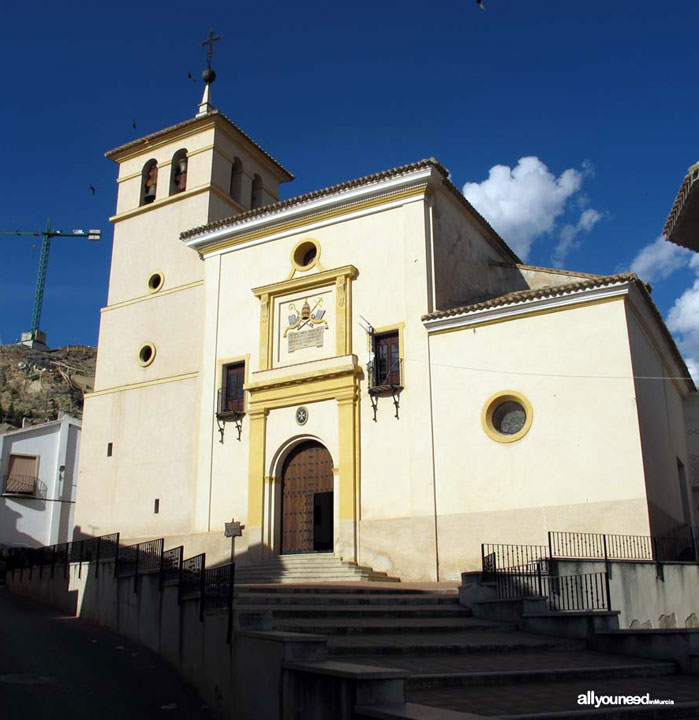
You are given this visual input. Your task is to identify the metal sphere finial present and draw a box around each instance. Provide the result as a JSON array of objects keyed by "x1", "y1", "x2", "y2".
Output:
[{"x1": 202, "y1": 68, "x2": 216, "y2": 84}]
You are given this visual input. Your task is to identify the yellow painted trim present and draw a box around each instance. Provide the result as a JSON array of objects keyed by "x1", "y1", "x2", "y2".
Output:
[
  {"x1": 109, "y1": 183, "x2": 214, "y2": 223},
  {"x1": 428, "y1": 295, "x2": 624, "y2": 336},
  {"x1": 252, "y1": 265, "x2": 357, "y2": 298},
  {"x1": 101, "y1": 280, "x2": 203, "y2": 313},
  {"x1": 246, "y1": 408, "x2": 269, "y2": 530},
  {"x1": 371, "y1": 322, "x2": 405, "y2": 386},
  {"x1": 146, "y1": 270, "x2": 165, "y2": 294},
  {"x1": 290, "y1": 238, "x2": 323, "y2": 274},
  {"x1": 217, "y1": 354, "x2": 250, "y2": 413},
  {"x1": 481, "y1": 390, "x2": 533, "y2": 444},
  {"x1": 244, "y1": 363, "x2": 359, "y2": 555},
  {"x1": 246, "y1": 363, "x2": 359, "y2": 410},
  {"x1": 85, "y1": 371, "x2": 198, "y2": 398},
  {"x1": 337, "y1": 396, "x2": 357, "y2": 523},
  {"x1": 201, "y1": 184, "x2": 428, "y2": 256},
  {"x1": 137, "y1": 342, "x2": 157, "y2": 367},
  {"x1": 253, "y1": 266, "x2": 357, "y2": 371}
]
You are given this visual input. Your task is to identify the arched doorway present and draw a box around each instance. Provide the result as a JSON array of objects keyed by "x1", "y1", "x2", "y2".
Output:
[{"x1": 280, "y1": 440, "x2": 334, "y2": 554}]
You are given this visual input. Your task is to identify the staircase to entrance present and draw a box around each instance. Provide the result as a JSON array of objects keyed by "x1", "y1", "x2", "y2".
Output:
[
  {"x1": 235, "y1": 584, "x2": 699, "y2": 718},
  {"x1": 234, "y1": 554, "x2": 400, "y2": 584}
]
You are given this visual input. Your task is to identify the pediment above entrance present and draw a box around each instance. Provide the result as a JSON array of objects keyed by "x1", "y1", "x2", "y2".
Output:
[{"x1": 252, "y1": 265, "x2": 358, "y2": 372}]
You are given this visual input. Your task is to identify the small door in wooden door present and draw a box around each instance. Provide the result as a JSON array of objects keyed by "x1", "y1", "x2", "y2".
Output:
[{"x1": 281, "y1": 441, "x2": 333, "y2": 554}]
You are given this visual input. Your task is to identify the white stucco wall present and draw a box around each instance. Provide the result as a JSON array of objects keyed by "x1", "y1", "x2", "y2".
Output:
[
  {"x1": 427, "y1": 297, "x2": 652, "y2": 579},
  {"x1": 625, "y1": 300, "x2": 693, "y2": 534},
  {"x1": 0, "y1": 416, "x2": 81, "y2": 547}
]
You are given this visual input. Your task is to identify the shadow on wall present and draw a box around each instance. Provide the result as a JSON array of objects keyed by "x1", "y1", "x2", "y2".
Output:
[{"x1": 0, "y1": 502, "x2": 44, "y2": 549}]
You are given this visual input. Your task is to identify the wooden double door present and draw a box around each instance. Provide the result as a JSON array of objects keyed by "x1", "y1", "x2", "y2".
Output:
[{"x1": 281, "y1": 441, "x2": 334, "y2": 554}]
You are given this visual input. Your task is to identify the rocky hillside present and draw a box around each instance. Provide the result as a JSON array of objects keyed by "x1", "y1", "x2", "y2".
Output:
[{"x1": 0, "y1": 344, "x2": 96, "y2": 429}]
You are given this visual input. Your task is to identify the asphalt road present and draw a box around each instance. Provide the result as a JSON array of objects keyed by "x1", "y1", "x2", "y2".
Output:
[{"x1": 0, "y1": 587, "x2": 214, "y2": 719}]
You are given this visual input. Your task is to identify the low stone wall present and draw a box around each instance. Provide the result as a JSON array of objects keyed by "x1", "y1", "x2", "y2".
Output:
[
  {"x1": 6, "y1": 561, "x2": 323, "y2": 719},
  {"x1": 554, "y1": 559, "x2": 699, "y2": 630}
]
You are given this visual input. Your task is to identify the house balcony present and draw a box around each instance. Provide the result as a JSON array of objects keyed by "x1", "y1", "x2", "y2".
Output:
[{"x1": 2, "y1": 474, "x2": 46, "y2": 498}]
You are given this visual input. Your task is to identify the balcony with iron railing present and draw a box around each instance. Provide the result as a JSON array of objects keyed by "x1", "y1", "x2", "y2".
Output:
[
  {"x1": 216, "y1": 387, "x2": 245, "y2": 419},
  {"x1": 2, "y1": 473, "x2": 43, "y2": 497},
  {"x1": 368, "y1": 356, "x2": 403, "y2": 394}
]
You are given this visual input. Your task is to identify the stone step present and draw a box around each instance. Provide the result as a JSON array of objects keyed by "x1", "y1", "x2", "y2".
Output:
[
  {"x1": 407, "y1": 675, "x2": 699, "y2": 718},
  {"x1": 233, "y1": 555, "x2": 401, "y2": 583},
  {"x1": 345, "y1": 652, "x2": 676, "y2": 689},
  {"x1": 236, "y1": 604, "x2": 473, "y2": 619},
  {"x1": 234, "y1": 585, "x2": 457, "y2": 595},
  {"x1": 233, "y1": 592, "x2": 461, "y2": 606},
  {"x1": 235, "y1": 574, "x2": 396, "y2": 584},
  {"x1": 328, "y1": 631, "x2": 586, "y2": 657},
  {"x1": 273, "y1": 617, "x2": 500, "y2": 635}
]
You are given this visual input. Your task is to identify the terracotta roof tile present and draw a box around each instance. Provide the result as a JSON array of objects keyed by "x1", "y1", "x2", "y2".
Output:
[
  {"x1": 179, "y1": 158, "x2": 520, "y2": 264},
  {"x1": 180, "y1": 158, "x2": 447, "y2": 240},
  {"x1": 422, "y1": 274, "x2": 638, "y2": 321},
  {"x1": 105, "y1": 110, "x2": 293, "y2": 180}
]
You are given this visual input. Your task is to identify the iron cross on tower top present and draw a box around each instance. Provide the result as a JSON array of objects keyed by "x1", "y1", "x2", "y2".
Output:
[{"x1": 201, "y1": 29, "x2": 223, "y2": 68}]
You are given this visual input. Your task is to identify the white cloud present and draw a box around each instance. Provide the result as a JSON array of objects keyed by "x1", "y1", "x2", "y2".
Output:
[
  {"x1": 553, "y1": 208, "x2": 603, "y2": 268},
  {"x1": 463, "y1": 156, "x2": 598, "y2": 259},
  {"x1": 628, "y1": 236, "x2": 694, "y2": 283},
  {"x1": 628, "y1": 238, "x2": 699, "y2": 382},
  {"x1": 668, "y1": 277, "x2": 699, "y2": 382}
]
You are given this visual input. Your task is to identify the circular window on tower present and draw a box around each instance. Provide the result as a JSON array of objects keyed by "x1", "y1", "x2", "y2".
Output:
[
  {"x1": 291, "y1": 239, "x2": 320, "y2": 271},
  {"x1": 481, "y1": 391, "x2": 533, "y2": 443},
  {"x1": 146, "y1": 271, "x2": 164, "y2": 293},
  {"x1": 137, "y1": 342, "x2": 157, "y2": 367}
]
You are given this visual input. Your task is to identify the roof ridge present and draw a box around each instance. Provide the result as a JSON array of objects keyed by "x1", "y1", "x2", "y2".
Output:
[{"x1": 516, "y1": 263, "x2": 603, "y2": 279}]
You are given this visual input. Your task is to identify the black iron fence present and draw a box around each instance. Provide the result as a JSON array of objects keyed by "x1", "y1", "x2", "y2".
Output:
[
  {"x1": 7, "y1": 533, "x2": 236, "y2": 643},
  {"x1": 482, "y1": 526, "x2": 699, "y2": 613},
  {"x1": 180, "y1": 553, "x2": 206, "y2": 603},
  {"x1": 495, "y1": 570, "x2": 610, "y2": 612},
  {"x1": 161, "y1": 545, "x2": 183, "y2": 587},
  {"x1": 548, "y1": 528, "x2": 699, "y2": 563},
  {"x1": 481, "y1": 543, "x2": 549, "y2": 580}
]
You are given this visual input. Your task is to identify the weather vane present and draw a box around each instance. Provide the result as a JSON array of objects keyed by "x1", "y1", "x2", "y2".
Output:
[{"x1": 201, "y1": 29, "x2": 223, "y2": 69}]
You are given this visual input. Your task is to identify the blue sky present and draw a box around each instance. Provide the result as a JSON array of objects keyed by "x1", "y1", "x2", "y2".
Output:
[{"x1": 1, "y1": 1, "x2": 697, "y2": 374}]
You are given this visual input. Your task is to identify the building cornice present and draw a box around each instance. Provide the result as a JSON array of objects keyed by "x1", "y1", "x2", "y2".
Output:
[
  {"x1": 184, "y1": 167, "x2": 436, "y2": 257},
  {"x1": 423, "y1": 281, "x2": 633, "y2": 333}
]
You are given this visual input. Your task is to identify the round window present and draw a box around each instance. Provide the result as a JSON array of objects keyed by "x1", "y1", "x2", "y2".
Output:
[
  {"x1": 147, "y1": 272, "x2": 164, "y2": 293},
  {"x1": 292, "y1": 240, "x2": 320, "y2": 270},
  {"x1": 138, "y1": 343, "x2": 156, "y2": 367},
  {"x1": 492, "y1": 401, "x2": 526, "y2": 435},
  {"x1": 482, "y1": 391, "x2": 533, "y2": 443}
]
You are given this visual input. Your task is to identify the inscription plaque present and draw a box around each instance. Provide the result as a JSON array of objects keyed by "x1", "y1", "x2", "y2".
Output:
[{"x1": 288, "y1": 326, "x2": 325, "y2": 352}]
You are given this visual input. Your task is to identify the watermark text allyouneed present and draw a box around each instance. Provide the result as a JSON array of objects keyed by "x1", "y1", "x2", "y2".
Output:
[{"x1": 578, "y1": 691, "x2": 674, "y2": 708}]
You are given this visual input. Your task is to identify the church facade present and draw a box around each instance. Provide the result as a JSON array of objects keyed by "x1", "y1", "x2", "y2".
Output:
[{"x1": 75, "y1": 91, "x2": 696, "y2": 581}]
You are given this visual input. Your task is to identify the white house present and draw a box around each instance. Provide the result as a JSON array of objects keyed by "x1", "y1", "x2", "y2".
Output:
[{"x1": 0, "y1": 414, "x2": 81, "y2": 548}]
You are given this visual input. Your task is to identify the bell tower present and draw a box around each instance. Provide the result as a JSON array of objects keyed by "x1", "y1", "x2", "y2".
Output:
[{"x1": 75, "y1": 43, "x2": 293, "y2": 541}]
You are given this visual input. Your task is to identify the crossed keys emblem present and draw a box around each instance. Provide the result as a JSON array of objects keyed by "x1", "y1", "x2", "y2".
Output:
[{"x1": 284, "y1": 297, "x2": 328, "y2": 337}]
